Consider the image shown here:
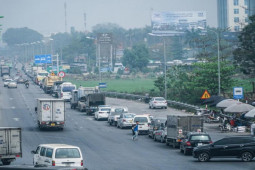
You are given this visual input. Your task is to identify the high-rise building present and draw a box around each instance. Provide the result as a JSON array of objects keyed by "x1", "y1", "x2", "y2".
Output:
[{"x1": 218, "y1": 0, "x2": 253, "y2": 32}]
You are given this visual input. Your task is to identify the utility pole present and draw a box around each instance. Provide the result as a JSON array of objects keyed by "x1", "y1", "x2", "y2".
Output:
[{"x1": 64, "y1": 2, "x2": 67, "y2": 32}]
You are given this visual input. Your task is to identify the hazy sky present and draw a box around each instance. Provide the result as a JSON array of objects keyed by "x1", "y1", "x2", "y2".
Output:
[{"x1": 0, "y1": 0, "x2": 217, "y2": 36}]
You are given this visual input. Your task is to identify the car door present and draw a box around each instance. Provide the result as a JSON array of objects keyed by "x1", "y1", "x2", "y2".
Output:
[
  {"x1": 33, "y1": 146, "x2": 41, "y2": 165},
  {"x1": 44, "y1": 148, "x2": 53, "y2": 166},
  {"x1": 38, "y1": 147, "x2": 47, "y2": 165},
  {"x1": 210, "y1": 138, "x2": 231, "y2": 157}
]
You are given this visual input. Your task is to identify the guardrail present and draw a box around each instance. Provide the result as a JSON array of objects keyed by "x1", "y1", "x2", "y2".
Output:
[{"x1": 102, "y1": 91, "x2": 200, "y2": 112}]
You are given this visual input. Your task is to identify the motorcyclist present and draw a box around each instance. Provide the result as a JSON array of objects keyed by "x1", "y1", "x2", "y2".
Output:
[{"x1": 25, "y1": 80, "x2": 29, "y2": 88}]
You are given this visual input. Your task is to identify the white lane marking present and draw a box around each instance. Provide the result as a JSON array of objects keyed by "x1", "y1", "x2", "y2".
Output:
[
  {"x1": 13, "y1": 118, "x2": 19, "y2": 121},
  {"x1": 9, "y1": 98, "x2": 13, "y2": 100},
  {"x1": 84, "y1": 117, "x2": 94, "y2": 121},
  {"x1": 11, "y1": 106, "x2": 16, "y2": 109}
]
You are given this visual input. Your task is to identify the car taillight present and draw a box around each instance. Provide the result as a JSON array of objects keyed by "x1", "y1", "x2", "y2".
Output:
[
  {"x1": 61, "y1": 93, "x2": 63, "y2": 97},
  {"x1": 99, "y1": 112, "x2": 103, "y2": 114},
  {"x1": 41, "y1": 121, "x2": 46, "y2": 124},
  {"x1": 81, "y1": 160, "x2": 83, "y2": 166},
  {"x1": 60, "y1": 122, "x2": 65, "y2": 124},
  {"x1": 16, "y1": 154, "x2": 20, "y2": 157},
  {"x1": 209, "y1": 141, "x2": 213, "y2": 144},
  {"x1": 154, "y1": 101, "x2": 157, "y2": 103},
  {"x1": 52, "y1": 161, "x2": 55, "y2": 166},
  {"x1": 186, "y1": 141, "x2": 191, "y2": 146},
  {"x1": 123, "y1": 119, "x2": 126, "y2": 122}
]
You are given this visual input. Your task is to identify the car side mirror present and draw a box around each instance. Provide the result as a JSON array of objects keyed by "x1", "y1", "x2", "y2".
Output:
[
  {"x1": 35, "y1": 107, "x2": 37, "y2": 112},
  {"x1": 31, "y1": 150, "x2": 36, "y2": 154}
]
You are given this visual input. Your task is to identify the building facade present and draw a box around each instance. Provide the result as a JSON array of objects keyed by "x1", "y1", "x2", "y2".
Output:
[{"x1": 218, "y1": 0, "x2": 254, "y2": 32}]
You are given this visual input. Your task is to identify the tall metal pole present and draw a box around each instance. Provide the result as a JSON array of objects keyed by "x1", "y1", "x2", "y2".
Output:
[
  {"x1": 216, "y1": 32, "x2": 221, "y2": 96},
  {"x1": 57, "y1": 53, "x2": 59, "y2": 74},
  {"x1": 163, "y1": 38, "x2": 167, "y2": 99},
  {"x1": 98, "y1": 44, "x2": 101, "y2": 82}
]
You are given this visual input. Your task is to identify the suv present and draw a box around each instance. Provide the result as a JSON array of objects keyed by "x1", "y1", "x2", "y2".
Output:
[
  {"x1": 193, "y1": 136, "x2": 255, "y2": 162},
  {"x1": 180, "y1": 132, "x2": 212, "y2": 155}
]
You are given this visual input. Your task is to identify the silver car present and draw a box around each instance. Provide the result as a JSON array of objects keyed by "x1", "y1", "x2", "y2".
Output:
[
  {"x1": 108, "y1": 106, "x2": 128, "y2": 126},
  {"x1": 117, "y1": 113, "x2": 136, "y2": 129},
  {"x1": 3, "y1": 79, "x2": 12, "y2": 87},
  {"x1": 149, "y1": 97, "x2": 167, "y2": 109},
  {"x1": 8, "y1": 81, "x2": 17, "y2": 88}
]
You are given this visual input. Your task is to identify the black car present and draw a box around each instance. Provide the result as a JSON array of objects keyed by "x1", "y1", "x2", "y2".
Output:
[
  {"x1": 180, "y1": 132, "x2": 212, "y2": 155},
  {"x1": 193, "y1": 136, "x2": 255, "y2": 162}
]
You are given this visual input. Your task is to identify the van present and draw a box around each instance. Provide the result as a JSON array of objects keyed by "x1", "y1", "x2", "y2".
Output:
[
  {"x1": 57, "y1": 82, "x2": 76, "y2": 101},
  {"x1": 31, "y1": 144, "x2": 83, "y2": 167},
  {"x1": 132, "y1": 115, "x2": 151, "y2": 135}
]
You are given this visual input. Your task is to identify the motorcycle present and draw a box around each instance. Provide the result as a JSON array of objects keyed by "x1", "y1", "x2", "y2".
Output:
[{"x1": 25, "y1": 82, "x2": 29, "y2": 88}]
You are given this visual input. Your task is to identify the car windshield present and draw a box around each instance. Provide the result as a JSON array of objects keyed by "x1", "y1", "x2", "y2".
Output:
[
  {"x1": 5, "y1": 79, "x2": 12, "y2": 82},
  {"x1": 62, "y1": 86, "x2": 75, "y2": 92},
  {"x1": 134, "y1": 117, "x2": 148, "y2": 123},
  {"x1": 55, "y1": 148, "x2": 80, "y2": 158},
  {"x1": 114, "y1": 108, "x2": 126, "y2": 113},
  {"x1": 124, "y1": 114, "x2": 134, "y2": 118},
  {"x1": 190, "y1": 135, "x2": 210, "y2": 141},
  {"x1": 155, "y1": 98, "x2": 165, "y2": 101},
  {"x1": 111, "y1": 112, "x2": 121, "y2": 116}
]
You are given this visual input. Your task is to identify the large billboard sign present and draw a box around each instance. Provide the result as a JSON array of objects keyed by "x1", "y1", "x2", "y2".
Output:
[
  {"x1": 34, "y1": 54, "x2": 52, "y2": 64},
  {"x1": 97, "y1": 33, "x2": 112, "y2": 44},
  {"x1": 151, "y1": 11, "x2": 207, "y2": 35}
]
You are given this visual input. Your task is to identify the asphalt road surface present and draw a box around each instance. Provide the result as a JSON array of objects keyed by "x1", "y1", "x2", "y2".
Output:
[{"x1": 0, "y1": 73, "x2": 254, "y2": 170}]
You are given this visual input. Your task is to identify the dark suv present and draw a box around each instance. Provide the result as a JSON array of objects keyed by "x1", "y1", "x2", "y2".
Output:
[
  {"x1": 180, "y1": 132, "x2": 212, "y2": 155},
  {"x1": 193, "y1": 136, "x2": 255, "y2": 162}
]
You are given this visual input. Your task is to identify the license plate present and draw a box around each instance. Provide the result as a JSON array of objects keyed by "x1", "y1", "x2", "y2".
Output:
[
  {"x1": 51, "y1": 123, "x2": 55, "y2": 126},
  {"x1": 197, "y1": 143, "x2": 203, "y2": 146}
]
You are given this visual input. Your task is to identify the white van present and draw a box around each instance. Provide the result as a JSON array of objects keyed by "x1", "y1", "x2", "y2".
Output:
[
  {"x1": 57, "y1": 82, "x2": 76, "y2": 101},
  {"x1": 31, "y1": 144, "x2": 83, "y2": 167},
  {"x1": 132, "y1": 115, "x2": 152, "y2": 135}
]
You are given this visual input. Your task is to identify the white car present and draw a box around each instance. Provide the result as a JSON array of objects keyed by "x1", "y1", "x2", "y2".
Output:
[
  {"x1": 132, "y1": 115, "x2": 151, "y2": 135},
  {"x1": 108, "y1": 106, "x2": 128, "y2": 126},
  {"x1": 3, "y1": 79, "x2": 12, "y2": 87},
  {"x1": 31, "y1": 144, "x2": 83, "y2": 167},
  {"x1": 94, "y1": 105, "x2": 111, "y2": 120},
  {"x1": 8, "y1": 81, "x2": 17, "y2": 88},
  {"x1": 149, "y1": 97, "x2": 167, "y2": 109}
]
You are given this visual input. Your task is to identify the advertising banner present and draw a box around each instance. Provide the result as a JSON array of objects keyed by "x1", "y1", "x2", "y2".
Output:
[{"x1": 151, "y1": 11, "x2": 207, "y2": 35}]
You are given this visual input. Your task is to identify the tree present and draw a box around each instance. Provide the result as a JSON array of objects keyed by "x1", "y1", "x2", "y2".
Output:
[
  {"x1": 2, "y1": 27, "x2": 43, "y2": 46},
  {"x1": 122, "y1": 44, "x2": 149, "y2": 72},
  {"x1": 234, "y1": 15, "x2": 255, "y2": 77}
]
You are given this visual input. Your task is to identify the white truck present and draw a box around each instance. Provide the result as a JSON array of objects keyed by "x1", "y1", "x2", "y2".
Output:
[
  {"x1": 36, "y1": 99, "x2": 65, "y2": 130},
  {"x1": 0, "y1": 127, "x2": 22, "y2": 165},
  {"x1": 166, "y1": 115, "x2": 203, "y2": 148}
]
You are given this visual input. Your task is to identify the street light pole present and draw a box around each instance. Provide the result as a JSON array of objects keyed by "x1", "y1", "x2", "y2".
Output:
[
  {"x1": 163, "y1": 38, "x2": 167, "y2": 99},
  {"x1": 216, "y1": 32, "x2": 221, "y2": 96}
]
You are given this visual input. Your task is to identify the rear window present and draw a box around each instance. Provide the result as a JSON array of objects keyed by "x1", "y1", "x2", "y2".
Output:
[
  {"x1": 55, "y1": 148, "x2": 81, "y2": 159},
  {"x1": 155, "y1": 98, "x2": 165, "y2": 101},
  {"x1": 190, "y1": 135, "x2": 210, "y2": 141},
  {"x1": 101, "y1": 108, "x2": 111, "y2": 112},
  {"x1": 134, "y1": 117, "x2": 148, "y2": 123},
  {"x1": 62, "y1": 86, "x2": 75, "y2": 92},
  {"x1": 124, "y1": 114, "x2": 134, "y2": 118}
]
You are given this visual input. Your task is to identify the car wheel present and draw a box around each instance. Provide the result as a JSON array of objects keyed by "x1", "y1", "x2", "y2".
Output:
[
  {"x1": 165, "y1": 107, "x2": 167, "y2": 109},
  {"x1": 184, "y1": 149, "x2": 189, "y2": 155},
  {"x1": 241, "y1": 151, "x2": 253, "y2": 162},
  {"x1": 180, "y1": 146, "x2": 184, "y2": 153},
  {"x1": 154, "y1": 135, "x2": 157, "y2": 141},
  {"x1": 198, "y1": 152, "x2": 210, "y2": 162},
  {"x1": 149, "y1": 105, "x2": 151, "y2": 109},
  {"x1": 160, "y1": 136, "x2": 164, "y2": 143},
  {"x1": 110, "y1": 121, "x2": 112, "y2": 126}
]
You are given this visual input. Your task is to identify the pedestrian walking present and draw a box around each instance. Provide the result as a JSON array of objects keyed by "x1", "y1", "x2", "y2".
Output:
[
  {"x1": 132, "y1": 121, "x2": 139, "y2": 140},
  {"x1": 251, "y1": 122, "x2": 255, "y2": 136}
]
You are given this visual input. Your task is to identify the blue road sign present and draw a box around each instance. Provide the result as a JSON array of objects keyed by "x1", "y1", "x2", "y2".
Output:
[
  {"x1": 233, "y1": 87, "x2": 244, "y2": 99},
  {"x1": 99, "y1": 83, "x2": 107, "y2": 88},
  {"x1": 34, "y1": 54, "x2": 52, "y2": 64}
]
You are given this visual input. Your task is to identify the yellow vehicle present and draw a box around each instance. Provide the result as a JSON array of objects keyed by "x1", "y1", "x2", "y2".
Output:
[{"x1": 43, "y1": 75, "x2": 62, "y2": 94}]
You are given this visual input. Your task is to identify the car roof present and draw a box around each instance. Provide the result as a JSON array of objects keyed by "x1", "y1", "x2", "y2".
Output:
[
  {"x1": 223, "y1": 136, "x2": 254, "y2": 139},
  {"x1": 188, "y1": 132, "x2": 208, "y2": 135},
  {"x1": 39, "y1": 144, "x2": 80, "y2": 149}
]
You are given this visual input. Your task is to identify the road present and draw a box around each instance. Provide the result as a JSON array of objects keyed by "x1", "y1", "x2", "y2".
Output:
[{"x1": 0, "y1": 73, "x2": 254, "y2": 170}]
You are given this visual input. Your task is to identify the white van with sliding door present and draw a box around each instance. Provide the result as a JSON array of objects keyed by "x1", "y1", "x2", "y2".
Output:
[
  {"x1": 57, "y1": 82, "x2": 77, "y2": 101},
  {"x1": 31, "y1": 144, "x2": 84, "y2": 167}
]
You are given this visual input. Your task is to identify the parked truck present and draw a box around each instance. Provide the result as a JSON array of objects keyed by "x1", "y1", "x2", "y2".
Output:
[
  {"x1": 77, "y1": 86, "x2": 105, "y2": 115},
  {"x1": 1, "y1": 66, "x2": 10, "y2": 77},
  {"x1": 70, "y1": 90, "x2": 78, "y2": 109},
  {"x1": 0, "y1": 127, "x2": 22, "y2": 165},
  {"x1": 42, "y1": 76, "x2": 62, "y2": 94},
  {"x1": 35, "y1": 98, "x2": 65, "y2": 130},
  {"x1": 166, "y1": 115, "x2": 203, "y2": 148}
]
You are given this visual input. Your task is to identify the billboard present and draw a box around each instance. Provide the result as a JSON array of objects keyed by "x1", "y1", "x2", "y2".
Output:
[
  {"x1": 34, "y1": 54, "x2": 52, "y2": 64},
  {"x1": 151, "y1": 11, "x2": 207, "y2": 35},
  {"x1": 97, "y1": 33, "x2": 112, "y2": 44}
]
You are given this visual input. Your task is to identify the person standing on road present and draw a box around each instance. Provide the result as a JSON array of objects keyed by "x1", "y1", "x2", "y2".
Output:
[
  {"x1": 251, "y1": 121, "x2": 255, "y2": 136},
  {"x1": 132, "y1": 121, "x2": 139, "y2": 140}
]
